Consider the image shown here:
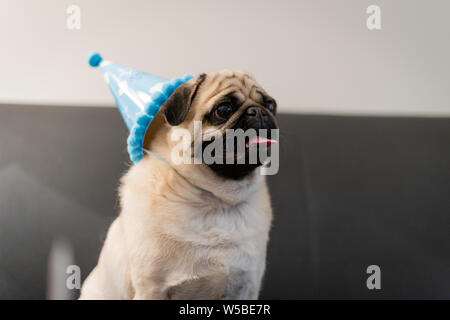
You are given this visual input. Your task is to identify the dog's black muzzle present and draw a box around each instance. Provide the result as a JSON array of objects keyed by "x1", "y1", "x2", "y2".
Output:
[{"x1": 232, "y1": 106, "x2": 278, "y2": 133}]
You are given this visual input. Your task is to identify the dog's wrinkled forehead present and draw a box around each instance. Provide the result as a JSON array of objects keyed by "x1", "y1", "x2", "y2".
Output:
[{"x1": 192, "y1": 70, "x2": 266, "y2": 113}]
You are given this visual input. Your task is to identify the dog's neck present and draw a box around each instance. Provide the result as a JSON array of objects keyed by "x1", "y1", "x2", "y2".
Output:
[
  {"x1": 142, "y1": 148, "x2": 262, "y2": 205},
  {"x1": 179, "y1": 163, "x2": 265, "y2": 205},
  {"x1": 134, "y1": 154, "x2": 264, "y2": 208},
  {"x1": 142, "y1": 120, "x2": 266, "y2": 205}
]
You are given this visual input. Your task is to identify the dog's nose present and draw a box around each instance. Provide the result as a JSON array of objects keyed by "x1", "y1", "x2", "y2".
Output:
[
  {"x1": 246, "y1": 106, "x2": 269, "y2": 122},
  {"x1": 235, "y1": 106, "x2": 276, "y2": 131},
  {"x1": 246, "y1": 106, "x2": 260, "y2": 117}
]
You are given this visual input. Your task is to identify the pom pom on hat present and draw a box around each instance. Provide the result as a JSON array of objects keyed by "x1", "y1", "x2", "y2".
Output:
[{"x1": 88, "y1": 51, "x2": 103, "y2": 67}]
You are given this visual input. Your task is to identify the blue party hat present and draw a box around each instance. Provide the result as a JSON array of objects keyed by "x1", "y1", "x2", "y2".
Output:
[{"x1": 88, "y1": 51, "x2": 193, "y2": 163}]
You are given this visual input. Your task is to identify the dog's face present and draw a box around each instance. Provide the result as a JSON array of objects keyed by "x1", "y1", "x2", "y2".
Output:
[{"x1": 154, "y1": 71, "x2": 278, "y2": 180}]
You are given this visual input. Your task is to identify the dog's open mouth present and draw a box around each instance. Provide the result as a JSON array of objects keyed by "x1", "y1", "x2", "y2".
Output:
[
  {"x1": 245, "y1": 136, "x2": 277, "y2": 148},
  {"x1": 203, "y1": 134, "x2": 277, "y2": 160},
  {"x1": 202, "y1": 126, "x2": 278, "y2": 180},
  {"x1": 230, "y1": 135, "x2": 277, "y2": 161}
]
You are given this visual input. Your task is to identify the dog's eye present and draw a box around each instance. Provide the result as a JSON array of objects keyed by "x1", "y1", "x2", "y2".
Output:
[
  {"x1": 214, "y1": 103, "x2": 233, "y2": 120},
  {"x1": 265, "y1": 100, "x2": 276, "y2": 112}
]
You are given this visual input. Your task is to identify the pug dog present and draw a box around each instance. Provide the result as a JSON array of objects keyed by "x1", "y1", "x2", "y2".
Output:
[{"x1": 80, "y1": 70, "x2": 278, "y2": 299}]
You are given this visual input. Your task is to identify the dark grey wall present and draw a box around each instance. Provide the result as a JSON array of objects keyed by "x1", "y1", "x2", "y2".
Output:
[{"x1": 0, "y1": 105, "x2": 449, "y2": 299}]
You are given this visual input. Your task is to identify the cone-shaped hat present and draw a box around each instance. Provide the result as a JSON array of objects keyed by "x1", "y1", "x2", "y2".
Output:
[{"x1": 88, "y1": 51, "x2": 193, "y2": 163}]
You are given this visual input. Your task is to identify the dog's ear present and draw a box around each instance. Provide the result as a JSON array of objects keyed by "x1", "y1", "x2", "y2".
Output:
[{"x1": 160, "y1": 73, "x2": 206, "y2": 126}]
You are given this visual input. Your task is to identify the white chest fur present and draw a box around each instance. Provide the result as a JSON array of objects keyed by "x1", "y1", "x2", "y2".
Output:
[
  {"x1": 117, "y1": 161, "x2": 273, "y2": 299},
  {"x1": 155, "y1": 195, "x2": 271, "y2": 299}
]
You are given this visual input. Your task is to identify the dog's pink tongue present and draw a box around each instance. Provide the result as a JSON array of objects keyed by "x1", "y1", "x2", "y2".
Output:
[{"x1": 247, "y1": 136, "x2": 277, "y2": 147}]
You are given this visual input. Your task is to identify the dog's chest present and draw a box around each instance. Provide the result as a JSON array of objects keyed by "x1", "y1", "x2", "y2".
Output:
[
  {"x1": 173, "y1": 199, "x2": 268, "y2": 250},
  {"x1": 162, "y1": 201, "x2": 268, "y2": 299}
]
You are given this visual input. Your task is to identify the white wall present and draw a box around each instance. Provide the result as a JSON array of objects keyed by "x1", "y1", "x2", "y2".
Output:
[{"x1": 1, "y1": 0, "x2": 449, "y2": 116}]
